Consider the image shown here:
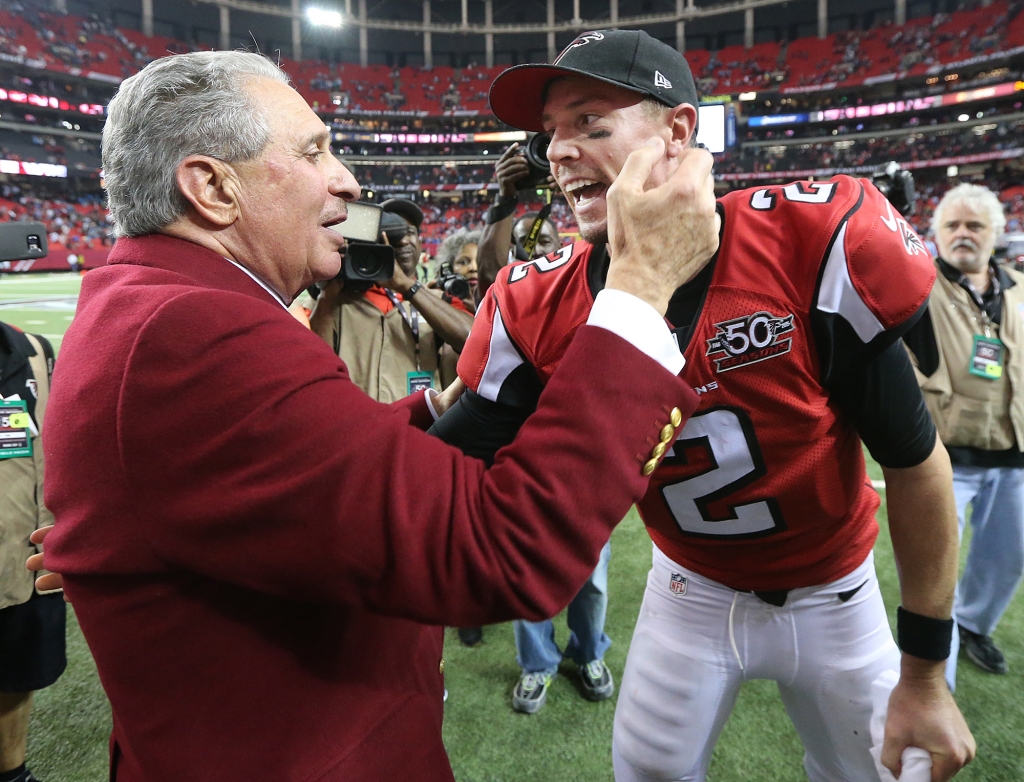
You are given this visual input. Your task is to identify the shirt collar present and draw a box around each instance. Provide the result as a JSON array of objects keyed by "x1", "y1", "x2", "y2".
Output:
[
  {"x1": 222, "y1": 258, "x2": 289, "y2": 310},
  {"x1": 936, "y1": 256, "x2": 1010, "y2": 294}
]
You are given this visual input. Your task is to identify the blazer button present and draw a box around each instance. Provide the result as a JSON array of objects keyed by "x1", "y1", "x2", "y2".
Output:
[
  {"x1": 439, "y1": 658, "x2": 445, "y2": 675},
  {"x1": 643, "y1": 458, "x2": 659, "y2": 476},
  {"x1": 652, "y1": 442, "x2": 668, "y2": 460},
  {"x1": 670, "y1": 407, "x2": 683, "y2": 428},
  {"x1": 660, "y1": 424, "x2": 676, "y2": 443}
]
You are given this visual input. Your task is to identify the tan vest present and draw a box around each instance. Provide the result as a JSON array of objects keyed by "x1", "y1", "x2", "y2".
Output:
[
  {"x1": 331, "y1": 292, "x2": 458, "y2": 403},
  {"x1": 0, "y1": 333, "x2": 56, "y2": 609},
  {"x1": 913, "y1": 264, "x2": 1024, "y2": 452}
]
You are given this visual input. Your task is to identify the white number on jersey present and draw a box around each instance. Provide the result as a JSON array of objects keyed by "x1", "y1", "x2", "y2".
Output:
[
  {"x1": 508, "y1": 244, "x2": 573, "y2": 283},
  {"x1": 750, "y1": 182, "x2": 837, "y2": 210},
  {"x1": 660, "y1": 407, "x2": 784, "y2": 538}
]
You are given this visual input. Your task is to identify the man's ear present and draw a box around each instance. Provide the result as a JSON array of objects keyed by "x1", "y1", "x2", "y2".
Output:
[
  {"x1": 175, "y1": 155, "x2": 241, "y2": 228},
  {"x1": 666, "y1": 104, "x2": 699, "y2": 158}
]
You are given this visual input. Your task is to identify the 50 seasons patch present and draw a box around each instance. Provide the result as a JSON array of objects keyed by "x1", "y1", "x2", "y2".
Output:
[{"x1": 705, "y1": 311, "x2": 795, "y2": 373}]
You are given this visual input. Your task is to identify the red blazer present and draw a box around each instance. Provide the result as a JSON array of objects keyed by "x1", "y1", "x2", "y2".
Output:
[{"x1": 43, "y1": 234, "x2": 696, "y2": 782}]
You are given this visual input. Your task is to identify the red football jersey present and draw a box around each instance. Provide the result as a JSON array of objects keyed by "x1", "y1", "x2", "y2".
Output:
[{"x1": 459, "y1": 176, "x2": 935, "y2": 591}]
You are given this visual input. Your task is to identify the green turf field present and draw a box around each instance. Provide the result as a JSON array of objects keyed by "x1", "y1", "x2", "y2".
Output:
[{"x1": 2, "y1": 272, "x2": 1022, "y2": 781}]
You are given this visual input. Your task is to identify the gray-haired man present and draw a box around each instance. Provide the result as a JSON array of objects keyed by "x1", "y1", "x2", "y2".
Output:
[
  {"x1": 34, "y1": 48, "x2": 716, "y2": 781},
  {"x1": 904, "y1": 183, "x2": 1024, "y2": 687}
]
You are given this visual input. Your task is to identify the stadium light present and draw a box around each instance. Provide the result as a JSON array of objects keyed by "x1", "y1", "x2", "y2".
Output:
[{"x1": 307, "y1": 7, "x2": 343, "y2": 27}]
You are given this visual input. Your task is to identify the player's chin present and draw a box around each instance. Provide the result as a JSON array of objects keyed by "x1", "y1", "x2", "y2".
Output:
[{"x1": 577, "y1": 217, "x2": 609, "y2": 246}]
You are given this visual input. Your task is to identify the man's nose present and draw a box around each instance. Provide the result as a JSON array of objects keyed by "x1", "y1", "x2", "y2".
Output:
[
  {"x1": 328, "y1": 155, "x2": 360, "y2": 202},
  {"x1": 546, "y1": 130, "x2": 579, "y2": 166}
]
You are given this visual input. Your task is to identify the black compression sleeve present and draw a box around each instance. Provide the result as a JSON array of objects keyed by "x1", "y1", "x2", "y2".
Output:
[
  {"x1": 426, "y1": 389, "x2": 531, "y2": 465},
  {"x1": 827, "y1": 338, "x2": 936, "y2": 468},
  {"x1": 901, "y1": 306, "x2": 940, "y2": 378}
]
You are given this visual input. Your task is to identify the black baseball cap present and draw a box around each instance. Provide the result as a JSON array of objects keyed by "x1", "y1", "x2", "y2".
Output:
[
  {"x1": 381, "y1": 198, "x2": 424, "y2": 231},
  {"x1": 489, "y1": 29, "x2": 699, "y2": 132},
  {"x1": 380, "y1": 211, "x2": 410, "y2": 235}
]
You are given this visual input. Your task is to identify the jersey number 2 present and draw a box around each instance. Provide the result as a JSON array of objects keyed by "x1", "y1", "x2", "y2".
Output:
[{"x1": 660, "y1": 407, "x2": 784, "y2": 539}]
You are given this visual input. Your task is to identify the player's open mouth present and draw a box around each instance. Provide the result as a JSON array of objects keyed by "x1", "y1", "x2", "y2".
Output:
[{"x1": 563, "y1": 179, "x2": 607, "y2": 207}]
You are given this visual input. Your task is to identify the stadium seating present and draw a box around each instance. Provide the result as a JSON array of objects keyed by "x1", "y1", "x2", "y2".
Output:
[{"x1": 0, "y1": 2, "x2": 1021, "y2": 112}]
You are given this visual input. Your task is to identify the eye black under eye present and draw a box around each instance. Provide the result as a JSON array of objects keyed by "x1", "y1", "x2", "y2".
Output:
[{"x1": 587, "y1": 129, "x2": 611, "y2": 140}]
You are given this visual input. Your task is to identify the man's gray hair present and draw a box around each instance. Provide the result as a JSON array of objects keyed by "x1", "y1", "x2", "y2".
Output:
[
  {"x1": 103, "y1": 50, "x2": 289, "y2": 238},
  {"x1": 932, "y1": 182, "x2": 1007, "y2": 239},
  {"x1": 436, "y1": 228, "x2": 482, "y2": 268}
]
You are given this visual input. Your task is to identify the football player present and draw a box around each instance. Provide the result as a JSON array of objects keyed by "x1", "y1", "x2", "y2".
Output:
[{"x1": 431, "y1": 29, "x2": 975, "y2": 782}]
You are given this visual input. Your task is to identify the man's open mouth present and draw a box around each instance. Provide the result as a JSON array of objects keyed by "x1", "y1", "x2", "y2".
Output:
[{"x1": 563, "y1": 179, "x2": 607, "y2": 207}]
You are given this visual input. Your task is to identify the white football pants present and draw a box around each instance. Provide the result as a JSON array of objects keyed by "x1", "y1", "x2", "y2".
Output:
[{"x1": 612, "y1": 546, "x2": 900, "y2": 782}]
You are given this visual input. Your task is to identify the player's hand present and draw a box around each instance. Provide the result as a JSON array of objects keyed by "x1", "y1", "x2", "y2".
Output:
[
  {"x1": 605, "y1": 138, "x2": 719, "y2": 315},
  {"x1": 882, "y1": 661, "x2": 975, "y2": 781},
  {"x1": 495, "y1": 143, "x2": 532, "y2": 198},
  {"x1": 27, "y1": 525, "x2": 66, "y2": 596},
  {"x1": 432, "y1": 378, "x2": 466, "y2": 417}
]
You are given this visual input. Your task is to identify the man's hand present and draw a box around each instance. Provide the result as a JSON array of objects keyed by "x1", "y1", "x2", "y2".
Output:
[
  {"x1": 27, "y1": 525, "x2": 65, "y2": 594},
  {"x1": 495, "y1": 142, "x2": 555, "y2": 195},
  {"x1": 385, "y1": 259, "x2": 418, "y2": 296},
  {"x1": 432, "y1": 378, "x2": 466, "y2": 418},
  {"x1": 882, "y1": 657, "x2": 975, "y2": 781},
  {"x1": 495, "y1": 143, "x2": 531, "y2": 197},
  {"x1": 605, "y1": 139, "x2": 719, "y2": 315}
]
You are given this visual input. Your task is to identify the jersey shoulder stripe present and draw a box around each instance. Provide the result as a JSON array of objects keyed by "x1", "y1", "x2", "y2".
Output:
[
  {"x1": 492, "y1": 241, "x2": 597, "y2": 382},
  {"x1": 722, "y1": 175, "x2": 934, "y2": 337},
  {"x1": 457, "y1": 241, "x2": 596, "y2": 394}
]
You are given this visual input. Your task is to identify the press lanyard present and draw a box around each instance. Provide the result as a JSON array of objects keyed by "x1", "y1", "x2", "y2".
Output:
[
  {"x1": 950, "y1": 273, "x2": 1000, "y2": 339},
  {"x1": 385, "y1": 290, "x2": 421, "y2": 371}
]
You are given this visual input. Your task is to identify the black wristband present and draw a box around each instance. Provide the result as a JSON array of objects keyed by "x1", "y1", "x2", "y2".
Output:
[
  {"x1": 896, "y1": 606, "x2": 954, "y2": 661},
  {"x1": 486, "y1": 196, "x2": 519, "y2": 224},
  {"x1": 405, "y1": 282, "x2": 422, "y2": 299}
]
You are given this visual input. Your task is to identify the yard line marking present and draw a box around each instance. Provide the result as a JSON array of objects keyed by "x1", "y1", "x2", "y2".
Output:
[
  {"x1": 0, "y1": 274, "x2": 79, "y2": 283},
  {"x1": 871, "y1": 479, "x2": 885, "y2": 490}
]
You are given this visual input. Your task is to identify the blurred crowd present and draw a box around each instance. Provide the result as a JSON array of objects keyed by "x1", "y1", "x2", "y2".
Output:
[
  {"x1": 3, "y1": 158, "x2": 1022, "y2": 263},
  {"x1": 0, "y1": 0, "x2": 1021, "y2": 112},
  {"x1": 0, "y1": 184, "x2": 113, "y2": 253}
]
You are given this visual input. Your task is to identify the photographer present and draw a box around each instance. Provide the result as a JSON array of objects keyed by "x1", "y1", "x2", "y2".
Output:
[
  {"x1": 0, "y1": 320, "x2": 61, "y2": 782},
  {"x1": 309, "y1": 210, "x2": 474, "y2": 402},
  {"x1": 433, "y1": 227, "x2": 481, "y2": 308},
  {"x1": 477, "y1": 142, "x2": 561, "y2": 299}
]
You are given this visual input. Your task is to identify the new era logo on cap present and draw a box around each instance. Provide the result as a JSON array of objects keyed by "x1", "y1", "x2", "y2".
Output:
[{"x1": 488, "y1": 29, "x2": 700, "y2": 132}]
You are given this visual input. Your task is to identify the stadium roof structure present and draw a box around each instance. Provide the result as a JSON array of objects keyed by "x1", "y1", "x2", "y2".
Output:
[{"x1": 81, "y1": 0, "x2": 929, "y2": 67}]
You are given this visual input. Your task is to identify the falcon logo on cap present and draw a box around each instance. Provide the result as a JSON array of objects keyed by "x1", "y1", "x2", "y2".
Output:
[
  {"x1": 654, "y1": 70, "x2": 673, "y2": 89},
  {"x1": 554, "y1": 31, "x2": 605, "y2": 63}
]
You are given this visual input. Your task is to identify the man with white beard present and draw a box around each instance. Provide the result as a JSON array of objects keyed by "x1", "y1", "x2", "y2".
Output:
[{"x1": 905, "y1": 183, "x2": 1023, "y2": 689}]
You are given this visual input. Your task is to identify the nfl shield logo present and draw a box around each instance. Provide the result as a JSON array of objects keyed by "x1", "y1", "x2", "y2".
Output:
[{"x1": 669, "y1": 573, "x2": 688, "y2": 596}]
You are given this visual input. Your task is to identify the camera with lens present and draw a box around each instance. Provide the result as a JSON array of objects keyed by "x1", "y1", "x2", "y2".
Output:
[
  {"x1": 327, "y1": 201, "x2": 395, "y2": 291},
  {"x1": 518, "y1": 132, "x2": 553, "y2": 190},
  {"x1": 435, "y1": 260, "x2": 470, "y2": 300},
  {"x1": 871, "y1": 161, "x2": 917, "y2": 218}
]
